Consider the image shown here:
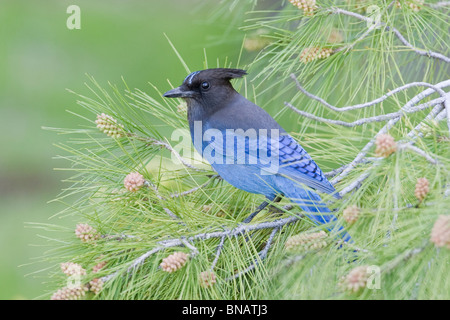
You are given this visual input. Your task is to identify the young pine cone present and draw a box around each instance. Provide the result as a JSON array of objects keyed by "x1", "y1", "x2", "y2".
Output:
[
  {"x1": 89, "y1": 278, "x2": 103, "y2": 295},
  {"x1": 343, "y1": 205, "x2": 360, "y2": 224},
  {"x1": 285, "y1": 231, "x2": 328, "y2": 251},
  {"x1": 339, "y1": 265, "x2": 369, "y2": 293},
  {"x1": 95, "y1": 113, "x2": 124, "y2": 138},
  {"x1": 160, "y1": 252, "x2": 189, "y2": 273},
  {"x1": 60, "y1": 262, "x2": 86, "y2": 277},
  {"x1": 414, "y1": 177, "x2": 429, "y2": 202},
  {"x1": 124, "y1": 172, "x2": 145, "y2": 192},
  {"x1": 430, "y1": 215, "x2": 450, "y2": 249},
  {"x1": 300, "y1": 47, "x2": 333, "y2": 63},
  {"x1": 51, "y1": 285, "x2": 88, "y2": 300},
  {"x1": 289, "y1": 0, "x2": 317, "y2": 16},
  {"x1": 375, "y1": 134, "x2": 397, "y2": 157},
  {"x1": 75, "y1": 223, "x2": 100, "y2": 243},
  {"x1": 199, "y1": 271, "x2": 217, "y2": 288}
]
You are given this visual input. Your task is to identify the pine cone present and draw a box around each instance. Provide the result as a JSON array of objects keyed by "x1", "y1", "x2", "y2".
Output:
[
  {"x1": 289, "y1": 0, "x2": 317, "y2": 16},
  {"x1": 300, "y1": 47, "x2": 333, "y2": 63},
  {"x1": 124, "y1": 172, "x2": 145, "y2": 192},
  {"x1": 414, "y1": 177, "x2": 429, "y2": 202},
  {"x1": 75, "y1": 223, "x2": 100, "y2": 243},
  {"x1": 343, "y1": 205, "x2": 360, "y2": 224},
  {"x1": 89, "y1": 278, "x2": 103, "y2": 295},
  {"x1": 160, "y1": 252, "x2": 189, "y2": 273},
  {"x1": 60, "y1": 262, "x2": 86, "y2": 277},
  {"x1": 50, "y1": 285, "x2": 88, "y2": 300},
  {"x1": 199, "y1": 271, "x2": 217, "y2": 288},
  {"x1": 340, "y1": 265, "x2": 369, "y2": 293},
  {"x1": 95, "y1": 113, "x2": 124, "y2": 138},
  {"x1": 375, "y1": 134, "x2": 397, "y2": 157},
  {"x1": 430, "y1": 215, "x2": 450, "y2": 249},
  {"x1": 285, "y1": 231, "x2": 328, "y2": 251}
]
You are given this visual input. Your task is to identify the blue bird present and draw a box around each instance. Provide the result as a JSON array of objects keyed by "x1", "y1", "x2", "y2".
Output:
[{"x1": 164, "y1": 68, "x2": 351, "y2": 242}]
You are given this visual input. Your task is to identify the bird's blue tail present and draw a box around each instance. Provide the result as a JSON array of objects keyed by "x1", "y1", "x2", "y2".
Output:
[{"x1": 281, "y1": 186, "x2": 352, "y2": 243}]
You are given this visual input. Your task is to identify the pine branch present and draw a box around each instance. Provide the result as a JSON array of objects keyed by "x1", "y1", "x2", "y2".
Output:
[
  {"x1": 101, "y1": 215, "x2": 302, "y2": 283},
  {"x1": 327, "y1": 7, "x2": 450, "y2": 63}
]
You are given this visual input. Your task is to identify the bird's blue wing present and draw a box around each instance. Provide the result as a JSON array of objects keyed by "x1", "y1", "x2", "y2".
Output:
[
  {"x1": 274, "y1": 134, "x2": 338, "y2": 197},
  {"x1": 201, "y1": 130, "x2": 337, "y2": 197}
]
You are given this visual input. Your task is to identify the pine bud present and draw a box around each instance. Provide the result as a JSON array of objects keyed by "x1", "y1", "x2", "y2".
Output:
[
  {"x1": 395, "y1": 0, "x2": 424, "y2": 12},
  {"x1": 202, "y1": 204, "x2": 227, "y2": 217},
  {"x1": 75, "y1": 223, "x2": 100, "y2": 243},
  {"x1": 95, "y1": 113, "x2": 124, "y2": 138},
  {"x1": 244, "y1": 30, "x2": 272, "y2": 52},
  {"x1": 300, "y1": 47, "x2": 333, "y2": 63},
  {"x1": 160, "y1": 252, "x2": 189, "y2": 273},
  {"x1": 50, "y1": 286, "x2": 88, "y2": 300},
  {"x1": 124, "y1": 172, "x2": 145, "y2": 192},
  {"x1": 176, "y1": 101, "x2": 187, "y2": 114},
  {"x1": 92, "y1": 260, "x2": 107, "y2": 274},
  {"x1": 89, "y1": 278, "x2": 103, "y2": 295},
  {"x1": 340, "y1": 265, "x2": 369, "y2": 293},
  {"x1": 202, "y1": 204, "x2": 213, "y2": 213},
  {"x1": 430, "y1": 215, "x2": 450, "y2": 249},
  {"x1": 285, "y1": 231, "x2": 328, "y2": 251},
  {"x1": 199, "y1": 271, "x2": 217, "y2": 288},
  {"x1": 60, "y1": 262, "x2": 86, "y2": 277},
  {"x1": 419, "y1": 120, "x2": 438, "y2": 138},
  {"x1": 289, "y1": 0, "x2": 317, "y2": 16},
  {"x1": 375, "y1": 134, "x2": 397, "y2": 157},
  {"x1": 326, "y1": 29, "x2": 344, "y2": 44},
  {"x1": 343, "y1": 205, "x2": 360, "y2": 224},
  {"x1": 414, "y1": 177, "x2": 429, "y2": 202}
]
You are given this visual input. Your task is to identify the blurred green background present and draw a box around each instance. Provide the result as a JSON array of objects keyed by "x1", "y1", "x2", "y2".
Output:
[{"x1": 0, "y1": 0, "x2": 242, "y2": 299}]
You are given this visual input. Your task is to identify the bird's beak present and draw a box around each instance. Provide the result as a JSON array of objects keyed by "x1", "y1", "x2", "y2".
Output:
[{"x1": 163, "y1": 86, "x2": 196, "y2": 98}]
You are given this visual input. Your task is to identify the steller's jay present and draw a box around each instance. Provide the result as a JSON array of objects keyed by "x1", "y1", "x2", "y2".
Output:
[{"x1": 164, "y1": 68, "x2": 351, "y2": 242}]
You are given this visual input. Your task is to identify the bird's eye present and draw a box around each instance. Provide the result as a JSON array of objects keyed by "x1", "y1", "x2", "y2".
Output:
[{"x1": 201, "y1": 82, "x2": 210, "y2": 90}]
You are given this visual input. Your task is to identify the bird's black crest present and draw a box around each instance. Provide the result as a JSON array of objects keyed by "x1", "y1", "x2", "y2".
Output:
[{"x1": 184, "y1": 68, "x2": 247, "y2": 85}]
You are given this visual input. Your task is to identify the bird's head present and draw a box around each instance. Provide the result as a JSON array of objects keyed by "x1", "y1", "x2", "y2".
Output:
[{"x1": 163, "y1": 68, "x2": 247, "y2": 103}]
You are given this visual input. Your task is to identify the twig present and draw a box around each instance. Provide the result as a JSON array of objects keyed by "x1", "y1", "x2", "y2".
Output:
[
  {"x1": 397, "y1": 143, "x2": 440, "y2": 165},
  {"x1": 127, "y1": 132, "x2": 207, "y2": 172},
  {"x1": 427, "y1": 1, "x2": 450, "y2": 8},
  {"x1": 163, "y1": 208, "x2": 182, "y2": 221},
  {"x1": 331, "y1": 84, "x2": 449, "y2": 185},
  {"x1": 181, "y1": 238, "x2": 199, "y2": 257},
  {"x1": 151, "y1": 138, "x2": 208, "y2": 172},
  {"x1": 101, "y1": 215, "x2": 302, "y2": 282},
  {"x1": 290, "y1": 74, "x2": 449, "y2": 114},
  {"x1": 327, "y1": 7, "x2": 450, "y2": 63},
  {"x1": 169, "y1": 175, "x2": 219, "y2": 198},
  {"x1": 210, "y1": 235, "x2": 226, "y2": 270},
  {"x1": 285, "y1": 98, "x2": 441, "y2": 127},
  {"x1": 324, "y1": 158, "x2": 377, "y2": 178},
  {"x1": 144, "y1": 181, "x2": 182, "y2": 221},
  {"x1": 225, "y1": 227, "x2": 280, "y2": 281},
  {"x1": 382, "y1": 242, "x2": 428, "y2": 273},
  {"x1": 338, "y1": 161, "x2": 382, "y2": 197}
]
